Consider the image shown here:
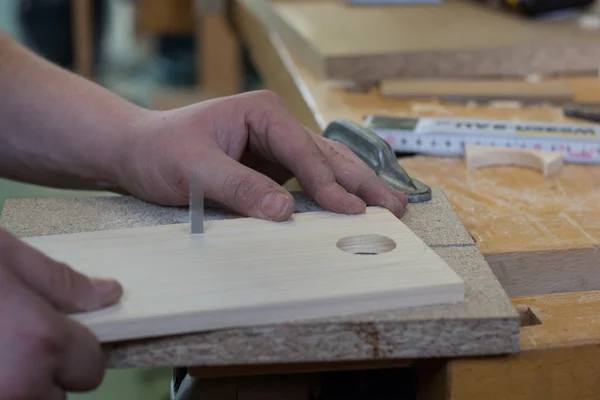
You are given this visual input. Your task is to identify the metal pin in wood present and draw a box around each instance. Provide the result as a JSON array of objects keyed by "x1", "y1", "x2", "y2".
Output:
[{"x1": 189, "y1": 180, "x2": 204, "y2": 234}]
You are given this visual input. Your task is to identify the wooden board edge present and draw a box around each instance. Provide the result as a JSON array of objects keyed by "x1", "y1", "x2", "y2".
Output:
[{"x1": 484, "y1": 247, "x2": 600, "y2": 297}]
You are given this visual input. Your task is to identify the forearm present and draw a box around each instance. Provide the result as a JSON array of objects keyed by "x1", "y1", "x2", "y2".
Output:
[{"x1": 0, "y1": 30, "x2": 148, "y2": 190}]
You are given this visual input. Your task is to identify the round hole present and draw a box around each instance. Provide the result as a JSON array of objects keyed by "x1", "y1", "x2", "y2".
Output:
[{"x1": 336, "y1": 234, "x2": 396, "y2": 255}]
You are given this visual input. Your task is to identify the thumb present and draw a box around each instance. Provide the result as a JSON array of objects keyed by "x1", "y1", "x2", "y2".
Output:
[
  {"x1": 2, "y1": 229, "x2": 123, "y2": 313},
  {"x1": 197, "y1": 150, "x2": 295, "y2": 221}
]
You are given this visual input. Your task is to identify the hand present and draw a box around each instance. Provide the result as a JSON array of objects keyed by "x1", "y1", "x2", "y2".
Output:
[
  {"x1": 0, "y1": 227, "x2": 123, "y2": 399},
  {"x1": 119, "y1": 90, "x2": 408, "y2": 221}
]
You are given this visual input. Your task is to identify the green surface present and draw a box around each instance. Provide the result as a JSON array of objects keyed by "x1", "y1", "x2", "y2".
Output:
[{"x1": 0, "y1": 178, "x2": 172, "y2": 399}]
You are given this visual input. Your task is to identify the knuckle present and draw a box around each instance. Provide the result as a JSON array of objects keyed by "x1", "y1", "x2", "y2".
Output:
[
  {"x1": 253, "y1": 89, "x2": 283, "y2": 105},
  {"x1": 20, "y1": 316, "x2": 64, "y2": 361}
]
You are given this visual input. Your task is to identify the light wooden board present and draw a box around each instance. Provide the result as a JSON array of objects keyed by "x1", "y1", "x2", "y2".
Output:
[
  {"x1": 20, "y1": 206, "x2": 464, "y2": 343},
  {"x1": 266, "y1": 0, "x2": 600, "y2": 81},
  {"x1": 233, "y1": 0, "x2": 600, "y2": 298},
  {"x1": 1, "y1": 191, "x2": 519, "y2": 367},
  {"x1": 379, "y1": 79, "x2": 574, "y2": 104}
]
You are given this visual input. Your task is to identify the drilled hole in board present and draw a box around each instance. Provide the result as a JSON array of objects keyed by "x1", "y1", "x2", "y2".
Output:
[{"x1": 336, "y1": 234, "x2": 396, "y2": 255}]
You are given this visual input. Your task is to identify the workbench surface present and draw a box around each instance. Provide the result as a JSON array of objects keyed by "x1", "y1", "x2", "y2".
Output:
[{"x1": 234, "y1": 0, "x2": 600, "y2": 299}]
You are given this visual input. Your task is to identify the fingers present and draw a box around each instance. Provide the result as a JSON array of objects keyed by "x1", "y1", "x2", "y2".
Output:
[
  {"x1": 315, "y1": 138, "x2": 406, "y2": 217},
  {"x1": 320, "y1": 137, "x2": 410, "y2": 214},
  {"x1": 327, "y1": 138, "x2": 409, "y2": 208},
  {"x1": 3, "y1": 275, "x2": 104, "y2": 397},
  {"x1": 242, "y1": 91, "x2": 366, "y2": 216},
  {"x1": 198, "y1": 148, "x2": 296, "y2": 221},
  {"x1": 0, "y1": 227, "x2": 123, "y2": 313},
  {"x1": 54, "y1": 316, "x2": 105, "y2": 391}
]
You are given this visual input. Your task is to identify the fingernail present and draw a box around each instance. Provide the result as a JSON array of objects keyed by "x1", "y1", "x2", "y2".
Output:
[
  {"x1": 394, "y1": 190, "x2": 409, "y2": 207},
  {"x1": 260, "y1": 192, "x2": 292, "y2": 220},
  {"x1": 91, "y1": 277, "x2": 123, "y2": 304}
]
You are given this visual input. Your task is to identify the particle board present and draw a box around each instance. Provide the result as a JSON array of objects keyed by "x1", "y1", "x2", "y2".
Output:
[
  {"x1": 0, "y1": 190, "x2": 519, "y2": 368},
  {"x1": 267, "y1": 0, "x2": 600, "y2": 81}
]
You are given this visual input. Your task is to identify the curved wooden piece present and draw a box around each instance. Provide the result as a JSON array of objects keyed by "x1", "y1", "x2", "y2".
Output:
[{"x1": 465, "y1": 144, "x2": 563, "y2": 177}]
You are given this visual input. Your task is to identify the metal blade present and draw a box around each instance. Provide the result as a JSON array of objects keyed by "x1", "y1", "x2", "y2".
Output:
[{"x1": 189, "y1": 180, "x2": 204, "y2": 234}]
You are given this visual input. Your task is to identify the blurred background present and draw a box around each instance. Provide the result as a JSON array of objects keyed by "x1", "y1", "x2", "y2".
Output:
[{"x1": 0, "y1": 0, "x2": 261, "y2": 398}]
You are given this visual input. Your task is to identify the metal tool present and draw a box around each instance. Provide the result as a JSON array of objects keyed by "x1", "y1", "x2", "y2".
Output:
[
  {"x1": 363, "y1": 114, "x2": 600, "y2": 164},
  {"x1": 189, "y1": 180, "x2": 204, "y2": 234},
  {"x1": 323, "y1": 119, "x2": 432, "y2": 203}
]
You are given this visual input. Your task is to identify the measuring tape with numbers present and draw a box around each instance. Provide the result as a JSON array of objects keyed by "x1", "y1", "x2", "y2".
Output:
[{"x1": 363, "y1": 114, "x2": 600, "y2": 164}]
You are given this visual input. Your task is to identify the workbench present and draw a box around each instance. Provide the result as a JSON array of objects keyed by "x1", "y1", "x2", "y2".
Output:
[
  {"x1": 220, "y1": 0, "x2": 600, "y2": 398},
  {"x1": 6, "y1": 1, "x2": 600, "y2": 399}
]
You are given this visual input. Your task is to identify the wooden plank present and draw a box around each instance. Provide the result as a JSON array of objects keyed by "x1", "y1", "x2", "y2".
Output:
[
  {"x1": 380, "y1": 79, "x2": 574, "y2": 104},
  {"x1": 267, "y1": 0, "x2": 600, "y2": 81},
  {"x1": 21, "y1": 207, "x2": 465, "y2": 343},
  {"x1": 234, "y1": 0, "x2": 600, "y2": 298},
  {"x1": 1, "y1": 190, "x2": 519, "y2": 367},
  {"x1": 446, "y1": 291, "x2": 600, "y2": 400}
]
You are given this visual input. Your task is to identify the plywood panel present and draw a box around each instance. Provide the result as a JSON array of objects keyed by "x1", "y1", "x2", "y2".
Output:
[
  {"x1": 269, "y1": 0, "x2": 600, "y2": 80},
  {"x1": 21, "y1": 207, "x2": 464, "y2": 343}
]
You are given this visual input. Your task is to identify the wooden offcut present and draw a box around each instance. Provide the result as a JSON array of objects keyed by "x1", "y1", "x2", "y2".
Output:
[
  {"x1": 20, "y1": 207, "x2": 465, "y2": 343},
  {"x1": 379, "y1": 79, "x2": 574, "y2": 104},
  {"x1": 465, "y1": 145, "x2": 564, "y2": 178},
  {"x1": 267, "y1": 0, "x2": 600, "y2": 81}
]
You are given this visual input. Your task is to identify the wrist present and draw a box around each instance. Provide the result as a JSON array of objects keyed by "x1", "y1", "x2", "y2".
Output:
[{"x1": 99, "y1": 107, "x2": 158, "y2": 194}]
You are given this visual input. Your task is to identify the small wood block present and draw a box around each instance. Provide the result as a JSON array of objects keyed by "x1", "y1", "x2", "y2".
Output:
[
  {"x1": 21, "y1": 207, "x2": 465, "y2": 343},
  {"x1": 465, "y1": 144, "x2": 563, "y2": 178},
  {"x1": 379, "y1": 79, "x2": 573, "y2": 104}
]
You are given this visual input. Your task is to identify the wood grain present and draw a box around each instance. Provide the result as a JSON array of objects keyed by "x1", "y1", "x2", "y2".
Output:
[
  {"x1": 446, "y1": 291, "x2": 600, "y2": 400},
  {"x1": 465, "y1": 144, "x2": 563, "y2": 178},
  {"x1": 268, "y1": 0, "x2": 600, "y2": 81},
  {"x1": 1, "y1": 191, "x2": 519, "y2": 367},
  {"x1": 234, "y1": 0, "x2": 600, "y2": 298},
  {"x1": 21, "y1": 207, "x2": 464, "y2": 343}
]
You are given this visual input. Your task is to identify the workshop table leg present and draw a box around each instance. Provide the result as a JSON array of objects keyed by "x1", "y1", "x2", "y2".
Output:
[{"x1": 196, "y1": 0, "x2": 241, "y2": 98}]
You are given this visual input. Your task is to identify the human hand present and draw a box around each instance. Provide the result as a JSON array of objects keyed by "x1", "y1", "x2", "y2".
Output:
[
  {"x1": 0, "y1": 227, "x2": 123, "y2": 399},
  {"x1": 119, "y1": 90, "x2": 408, "y2": 221}
]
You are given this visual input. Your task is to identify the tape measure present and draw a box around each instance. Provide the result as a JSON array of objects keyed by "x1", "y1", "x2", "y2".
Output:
[{"x1": 363, "y1": 114, "x2": 600, "y2": 164}]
